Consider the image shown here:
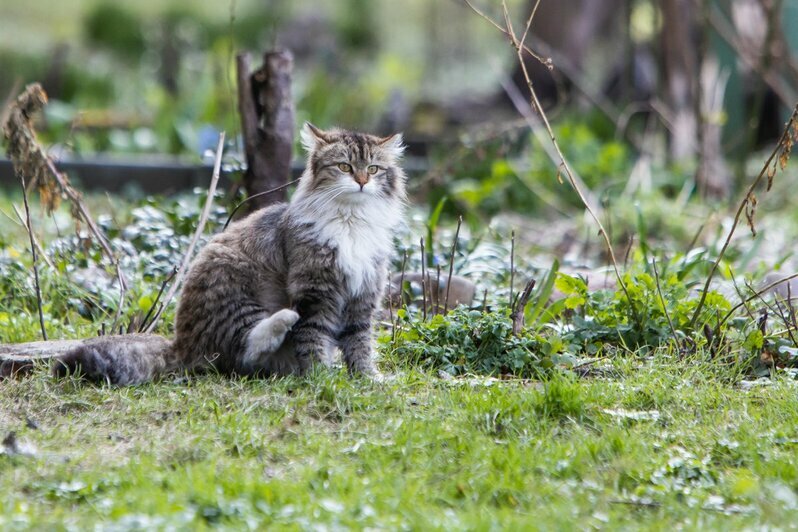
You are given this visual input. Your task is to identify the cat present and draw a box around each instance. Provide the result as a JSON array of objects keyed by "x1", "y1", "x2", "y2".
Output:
[{"x1": 52, "y1": 123, "x2": 407, "y2": 385}]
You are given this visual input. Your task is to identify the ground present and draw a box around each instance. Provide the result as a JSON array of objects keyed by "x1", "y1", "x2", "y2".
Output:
[{"x1": 2, "y1": 356, "x2": 797, "y2": 529}]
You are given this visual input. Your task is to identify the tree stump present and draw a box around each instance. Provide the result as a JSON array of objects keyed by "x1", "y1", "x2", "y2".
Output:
[{"x1": 236, "y1": 49, "x2": 295, "y2": 211}]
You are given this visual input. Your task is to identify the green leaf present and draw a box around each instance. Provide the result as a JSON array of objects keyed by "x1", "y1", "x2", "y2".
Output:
[
  {"x1": 743, "y1": 330, "x2": 764, "y2": 351},
  {"x1": 526, "y1": 259, "x2": 559, "y2": 327}
]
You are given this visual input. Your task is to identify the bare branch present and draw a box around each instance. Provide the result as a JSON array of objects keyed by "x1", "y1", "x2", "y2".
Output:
[
  {"x1": 465, "y1": 1, "x2": 638, "y2": 327},
  {"x1": 444, "y1": 216, "x2": 462, "y2": 313},
  {"x1": 144, "y1": 132, "x2": 226, "y2": 333},
  {"x1": 18, "y1": 171, "x2": 47, "y2": 341},
  {"x1": 691, "y1": 105, "x2": 798, "y2": 328}
]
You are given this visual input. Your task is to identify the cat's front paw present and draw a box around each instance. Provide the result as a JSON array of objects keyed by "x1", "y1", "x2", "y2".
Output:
[{"x1": 347, "y1": 358, "x2": 382, "y2": 379}]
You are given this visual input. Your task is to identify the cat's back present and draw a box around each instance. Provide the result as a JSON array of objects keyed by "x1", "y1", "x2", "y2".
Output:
[
  {"x1": 179, "y1": 203, "x2": 290, "y2": 304},
  {"x1": 197, "y1": 202, "x2": 289, "y2": 265}
]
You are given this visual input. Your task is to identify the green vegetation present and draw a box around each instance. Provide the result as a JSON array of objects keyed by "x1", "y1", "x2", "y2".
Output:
[
  {"x1": 2, "y1": 2, "x2": 798, "y2": 525},
  {"x1": 1, "y1": 165, "x2": 798, "y2": 526},
  {"x1": 2, "y1": 356, "x2": 798, "y2": 528}
]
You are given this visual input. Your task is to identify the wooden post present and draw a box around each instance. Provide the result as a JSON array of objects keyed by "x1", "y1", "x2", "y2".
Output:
[{"x1": 236, "y1": 49, "x2": 294, "y2": 210}]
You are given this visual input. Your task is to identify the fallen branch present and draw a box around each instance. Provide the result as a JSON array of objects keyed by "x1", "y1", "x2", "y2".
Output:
[{"x1": 143, "y1": 132, "x2": 226, "y2": 333}]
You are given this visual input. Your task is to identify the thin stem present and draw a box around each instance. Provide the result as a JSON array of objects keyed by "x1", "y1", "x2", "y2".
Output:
[
  {"x1": 651, "y1": 258, "x2": 677, "y2": 347},
  {"x1": 420, "y1": 237, "x2": 427, "y2": 320},
  {"x1": 19, "y1": 173, "x2": 47, "y2": 341},
  {"x1": 509, "y1": 230, "x2": 515, "y2": 310},
  {"x1": 138, "y1": 267, "x2": 177, "y2": 333},
  {"x1": 144, "y1": 132, "x2": 226, "y2": 333},
  {"x1": 223, "y1": 178, "x2": 300, "y2": 230},
  {"x1": 465, "y1": 0, "x2": 639, "y2": 328},
  {"x1": 691, "y1": 105, "x2": 798, "y2": 328},
  {"x1": 444, "y1": 216, "x2": 462, "y2": 313},
  {"x1": 714, "y1": 272, "x2": 798, "y2": 336}
]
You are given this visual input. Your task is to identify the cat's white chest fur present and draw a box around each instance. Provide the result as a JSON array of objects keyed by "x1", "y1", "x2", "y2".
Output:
[{"x1": 297, "y1": 198, "x2": 399, "y2": 295}]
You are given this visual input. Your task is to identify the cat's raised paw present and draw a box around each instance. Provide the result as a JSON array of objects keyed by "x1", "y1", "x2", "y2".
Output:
[{"x1": 270, "y1": 309, "x2": 300, "y2": 334}]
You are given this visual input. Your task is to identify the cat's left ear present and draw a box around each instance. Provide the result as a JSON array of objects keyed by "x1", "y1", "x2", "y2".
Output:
[
  {"x1": 378, "y1": 133, "x2": 405, "y2": 158},
  {"x1": 300, "y1": 122, "x2": 331, "y2": 153}
]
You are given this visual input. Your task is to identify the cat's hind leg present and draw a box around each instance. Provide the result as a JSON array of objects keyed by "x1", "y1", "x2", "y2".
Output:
[{"x1": 242, "y1": 309, "x2": 299, "y2": 368}]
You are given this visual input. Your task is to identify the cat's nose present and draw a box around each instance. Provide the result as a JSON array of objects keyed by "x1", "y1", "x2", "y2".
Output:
[{"x1": 354, "y1": 173, "x2": 369, "y2": 189}]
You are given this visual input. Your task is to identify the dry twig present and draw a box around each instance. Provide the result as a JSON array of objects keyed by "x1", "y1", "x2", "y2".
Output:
[
  {"x1": 464, "y1": 1, "x2": 638, "y2": 327},
  {"x1": 511, "y1": 278, "x2": 536, "y2": 336},
  {"x1": 18, "y1": 171, "x2": 47, "y2": 341},
  {"x1": 690, "y1": 105, "x2": 798, "y2": 328},
  {"x1": 138, "y1": 267, "x2": 178, "y2": 333},
  {"x1": 11, "y1": 205, "x2": 54, "y2": 269},
  {"x1": 714, "y1": 272, "x2": 798, "y2": 337},
  {"x1": 143, "y1": 132, "x2": 226, "y2": 333},
  {"x1": 444, "y1": 216, "x2": 462, "y2": 313},
  {"x1": 2, "y1": 83, "x2": 128, "y2": 329}
]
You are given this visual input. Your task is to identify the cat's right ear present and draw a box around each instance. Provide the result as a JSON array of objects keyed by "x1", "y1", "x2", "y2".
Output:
[{"x1": 300, "y1": 122, "x2": 330, "y2": 153}]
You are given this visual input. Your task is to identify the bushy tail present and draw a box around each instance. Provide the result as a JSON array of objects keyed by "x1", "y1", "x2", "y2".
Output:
[{"x1": 52, "y1": 334, "x2": 174, "y2": 385}]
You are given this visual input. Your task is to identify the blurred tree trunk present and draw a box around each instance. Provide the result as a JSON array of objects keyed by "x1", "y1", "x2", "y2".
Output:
[
  {"x1": 237, "y1": 50, "x2": 294, "y2": 211},
  {"x1": 661, "y1": 0, "x2": 698, "y2": 161},
  {"x1": 662, "y1": 0, "x2": 730, "y2": 199},
  {"x1": 509, "y1": 0, "x2": 622, "y2": 107}
]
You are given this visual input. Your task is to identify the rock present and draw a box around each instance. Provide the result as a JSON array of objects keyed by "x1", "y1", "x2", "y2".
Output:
[
  {"x1": 387, "y1": 272, "x2": 476, "y2": 313},
  {"x1": 762, "y1": 272, "x2": 798, "y2": 301}
]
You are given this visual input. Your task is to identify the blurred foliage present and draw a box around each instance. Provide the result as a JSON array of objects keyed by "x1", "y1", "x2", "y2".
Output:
[
  {"x1": 84, "y1": 4, "x2": 146, "y2": 61},
  {"x1": 428, "y1": 116, "x2": 639, "y2": 225},
  {"x1": 0, "y1": 188, "x2": 228, "y2": 342}
]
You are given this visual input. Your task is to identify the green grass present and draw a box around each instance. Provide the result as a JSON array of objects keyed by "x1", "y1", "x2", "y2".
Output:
[
  {"x1": 2, "y1": 189, "x2": 798, "y2": 528},
  {"x1": 2, "y1": 356, "x2": 797, "y2": 529}
]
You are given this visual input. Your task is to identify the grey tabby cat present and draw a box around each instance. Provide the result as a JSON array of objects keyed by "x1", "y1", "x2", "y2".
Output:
[{"x1": 53, "y1": 123, "x2": 406, "y2": 384}]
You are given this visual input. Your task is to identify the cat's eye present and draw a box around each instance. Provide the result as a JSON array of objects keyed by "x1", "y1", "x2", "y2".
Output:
[
  {"x1": 337, "y1": 163, "x2": 352, "y2": 173},
  {"x1": 367, "y1": 165, "x2": 379, "y2": 175}
]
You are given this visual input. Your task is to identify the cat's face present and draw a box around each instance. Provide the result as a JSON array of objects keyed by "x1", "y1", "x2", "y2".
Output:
[{"x1": 299, "y1": 123, "x2": 406, "y2": 202}]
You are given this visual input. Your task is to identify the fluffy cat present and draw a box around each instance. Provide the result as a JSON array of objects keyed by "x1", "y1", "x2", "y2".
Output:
[{"x1": 53, "y1": 123, "x2": 406, "y2": 384}]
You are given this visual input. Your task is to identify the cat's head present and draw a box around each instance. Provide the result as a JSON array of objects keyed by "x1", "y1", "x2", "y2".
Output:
[{"x1": 296, "y1": 123, "x2": 406, "y2": 204}]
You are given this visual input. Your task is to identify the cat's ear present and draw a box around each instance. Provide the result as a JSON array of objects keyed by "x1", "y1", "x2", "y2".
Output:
[
  {"x1": 378, "y1": 133, "x2": 405, "y2": 158},
  {"x1": 300, "y1": 122, "x2": 331, "y2": 153}
]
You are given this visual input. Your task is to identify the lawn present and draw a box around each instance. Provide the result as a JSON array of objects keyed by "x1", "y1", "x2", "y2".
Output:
[
  {"x1": 2, "y1": 356, "x2": 797, "y2": 529},
  {"x1": 1, "y1": 156, "x2": 798, "y2": 528}
]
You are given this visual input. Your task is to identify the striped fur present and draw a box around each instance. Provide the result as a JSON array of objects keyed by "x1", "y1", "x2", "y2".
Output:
[{"x1": 54, "y1": 124, "x2": 406, "y2": 384}]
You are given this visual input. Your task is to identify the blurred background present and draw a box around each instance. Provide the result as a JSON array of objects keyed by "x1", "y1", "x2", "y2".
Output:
[
  {"x1": 1, "y1": 0, "x2": 798, "y2": 344},
  {"x1": 1, "y1": 0, "x2": 798, "y2": 223}
]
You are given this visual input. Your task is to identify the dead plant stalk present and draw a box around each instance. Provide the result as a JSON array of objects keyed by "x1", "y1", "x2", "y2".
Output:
[
  {"x1": 690, "y1": 105, "x2": 798, "y2": 328},
  {"x1": 143, "y1": 132, "x2": 226, "y2": 333},
  {"x1": 19, "y1": 172, "x2": 47, "y2": 341},
  {"x1": 464, "y1": 0, "x2": 639, "y2": 327}
]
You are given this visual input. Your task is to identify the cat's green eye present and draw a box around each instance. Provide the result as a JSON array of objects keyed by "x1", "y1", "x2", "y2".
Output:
[
  {"x1": 367, "y1": 165, "x2": 379, "y2": 175},
  {"x1": 337, "y1": 163, "x2": 352, "y2": 173}
]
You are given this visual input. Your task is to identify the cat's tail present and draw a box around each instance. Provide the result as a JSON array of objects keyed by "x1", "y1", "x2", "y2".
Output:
[{"x1": 52, "y1": 334, "x2": 175, "y2": 385}]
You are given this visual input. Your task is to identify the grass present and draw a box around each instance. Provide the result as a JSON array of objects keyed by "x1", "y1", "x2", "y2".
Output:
[
  {"x1": 2, "y1": 355, "x2": 798, "y2": 529},
  {"x1": 2, "y1": 169, "x2": 798, "y2": 527}
]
